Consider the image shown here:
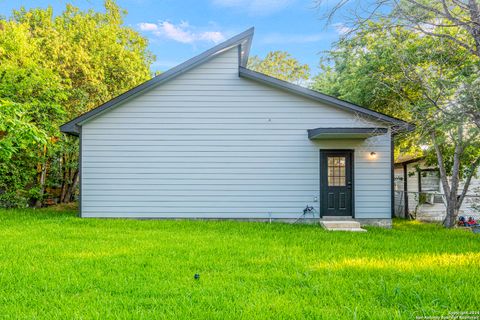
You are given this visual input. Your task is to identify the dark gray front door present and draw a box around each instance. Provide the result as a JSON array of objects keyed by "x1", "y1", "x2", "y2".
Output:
[{"x1": 320, "y1": 150, "x2": 353, "y2": 217}]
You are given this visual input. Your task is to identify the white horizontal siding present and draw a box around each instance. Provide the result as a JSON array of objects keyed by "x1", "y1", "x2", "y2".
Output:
[
  {"x1": 81, "y1": 46, "x2": 392, "y2": 219},
  {"x1": 460, "y1": 173, "x2": 480, "y2": 219},
  {"x1": 402, "y1": 161, "x2": 480, "y2": 220}
]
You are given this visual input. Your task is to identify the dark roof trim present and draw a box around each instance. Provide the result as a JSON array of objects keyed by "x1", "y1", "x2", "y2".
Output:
[
  {"x1": 308, "y1": 127, "x2": 388, "y2": 140},
  {"x1": 238, "y1": 67, "x2": 414, "y2": 131},
  {"x1": 60, "y1": 27, "x2": 255, "y2": 135},
  {"x1": 394, "y1": 156, "x2": 425, "y2": 165}
]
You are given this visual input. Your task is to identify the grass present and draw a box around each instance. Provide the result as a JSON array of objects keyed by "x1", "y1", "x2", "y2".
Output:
[{"x1": 0, "y1": 209, "x2": 478, "y2": 319}]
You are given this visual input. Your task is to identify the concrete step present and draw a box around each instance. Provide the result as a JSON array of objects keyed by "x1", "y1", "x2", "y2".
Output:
[
  {"x1": 321, "y1": 220, "x2": 361, "y2": 228},
  {"x1": 320, "y1": 220, "x2": 367, "y2": 232},
  {"x1": 321, "y1": 216, "x2": 354, "y2": 221}
]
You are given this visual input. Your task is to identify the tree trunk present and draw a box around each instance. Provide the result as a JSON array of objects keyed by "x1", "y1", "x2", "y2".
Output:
[
  {"x1": 34, "y1": 158, "x2": 47, "y2": 208},
  {"x1": 69, "y1": 170, "x2": 79, "y2": 202},
  {"x1": 59, "y1": 155, "x2": 67, "y2": 203},
  {"x1": 60, "y1": 167, "x2": 71, "y2": 203},
  {"x1": 64, "y1": 170, "x2": 79, "y2": 203},
  {"x1": 432, "y1": 128, "x2": 466, "y2": 229},
  {"x1": 59, "y1": 176, "x2": 67, "y2": 203},
  {"x1": 467, "y1": 0, "x2": 480, "y2": 57},
  {"x1": 443, "y1": 196, "x2": 459, "y2": 228}
]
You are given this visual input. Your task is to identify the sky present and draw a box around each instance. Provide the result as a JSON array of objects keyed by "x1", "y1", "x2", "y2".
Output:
[{"x1": 0, "y1": 0, "x2": 358, "y2": 75}]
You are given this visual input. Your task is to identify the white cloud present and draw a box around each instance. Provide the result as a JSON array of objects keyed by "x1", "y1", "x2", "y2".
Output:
[
  {"x1": 138, "y1": 22, "x2": 158, "y2": 32},
  {"x1": 138, "y1": 21, "x2": 226, "y2": 44},
  {"x1": 212, "y1": 0, "x2": 295, "y2": 15},
  {"x1": 160, "y1": 21, "x2": 195, "y2": 43},
  {"x1": 332, "y1": 22, "x2": 352, "y2": 35},
  {"x1": 198, "y1": 31, "x2": 226, "y2": 43}
]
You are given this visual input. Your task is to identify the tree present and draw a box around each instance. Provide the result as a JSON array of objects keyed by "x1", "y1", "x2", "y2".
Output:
[
  {"x1": 0, "y1": 100, "x2": 49, "y2": 207},
  {"x1": 312, "y1": 22, "x2": 480, "y2": 227},
  {"x1": 0, "y1": 21, "x2": 67, "y2": 207},
  {"x1": 248, "y1": 51, "x2": 310, "y2": 84},
  {"x1": 318, "y1": 0, "x2": 480, "y2": 57},
  {"x1": 316, "y1": 0, "x2": 480, "y2": 129},
  {"x1": 0, "y1": 1, "x2": 154, "y2": 207}
]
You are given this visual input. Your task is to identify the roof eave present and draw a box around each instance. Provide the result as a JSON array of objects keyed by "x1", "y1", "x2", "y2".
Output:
[
  {"x1": 394, "y1": 156, "x2": 425, "y2": 165},
  {"x1": 60, "y1": 123, "x2": 79, "y2": 136},
  {"x1": 392, "y1": 123, "x2": 416, "y2": 134},
  {"x1": 308, "y1": 127, "x2": 389, "y2": 140}
]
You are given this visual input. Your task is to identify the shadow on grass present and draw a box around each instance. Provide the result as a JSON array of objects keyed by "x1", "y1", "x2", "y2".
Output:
[{"x1": 0, "y1": 205, "x2": 78, "y2": 220}]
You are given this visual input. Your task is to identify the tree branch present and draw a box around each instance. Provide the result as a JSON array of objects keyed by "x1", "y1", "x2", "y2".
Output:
[
  {"x1": 404, "y1": 0, "x2": 472, "y2": 29},
  {"x1": 412, "y1": 24, "x2": 477, "y2": 56},
  {"x1": 449, "y1": 125, "x2": 464, "y2": 200},
  {"x1": 432, "y1": 130, "x2": 451, "y2": 196}
]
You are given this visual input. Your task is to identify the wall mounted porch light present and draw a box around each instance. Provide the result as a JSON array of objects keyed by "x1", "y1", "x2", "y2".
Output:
[{"x1": 369, "y1": 152, "x2": 377, "y2": 159}]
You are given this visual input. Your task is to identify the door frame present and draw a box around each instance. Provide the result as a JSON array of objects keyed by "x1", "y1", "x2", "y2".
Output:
[{"x1": 319, "y1": 149, "x2": 355, "y2": 218}]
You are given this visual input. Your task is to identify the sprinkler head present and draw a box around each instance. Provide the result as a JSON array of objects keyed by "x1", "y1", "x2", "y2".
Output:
[{"x1": 194, "y1": 273, "x2": 200, "y2": 280}]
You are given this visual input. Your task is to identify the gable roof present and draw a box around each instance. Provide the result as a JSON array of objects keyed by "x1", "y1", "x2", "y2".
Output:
[
  {"x1": 60, "y1": 27, "x2": 413, "y2": 136},
  {"x1": 60, "y1": 28, "x2": 254, "y2": 135}
]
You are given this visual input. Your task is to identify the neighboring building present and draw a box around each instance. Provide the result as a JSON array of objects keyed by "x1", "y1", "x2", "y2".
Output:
[
  {"x1": 394, "y1": 157, "x2": 480, "y2": 221},
  {"x1": 60, "y1": 28, "x2": 412, "y2": 226}
]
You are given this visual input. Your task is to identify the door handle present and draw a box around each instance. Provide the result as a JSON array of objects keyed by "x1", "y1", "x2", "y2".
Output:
[{"x1": 347, "y1": 181, "x2": 352, "y2": 189}]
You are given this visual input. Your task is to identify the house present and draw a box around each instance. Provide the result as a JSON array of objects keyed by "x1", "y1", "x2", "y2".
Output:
[
  {"x1": 60, "y1": 28, "x2": 412, "y2": 226},
  {"x1": 394, "y1": 157, "x2": 480, "y2": 221}
]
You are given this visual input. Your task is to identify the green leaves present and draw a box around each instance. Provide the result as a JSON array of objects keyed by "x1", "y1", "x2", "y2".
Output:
[
  {"x1": 0, "y1": 1, "x2": 154, "y2": 207},
  {"x1": 311, "y1": 20, "x2": 480, "y2": 151},
  {"x1": 0, "y1": 100, "x2": 50, "y2": 207},
  {"x1": 0, "y1": 100, "x2": 48, "y2": 160},
  {"x1": 248, "y1": 51, "x2": 310, "y2": 84}
]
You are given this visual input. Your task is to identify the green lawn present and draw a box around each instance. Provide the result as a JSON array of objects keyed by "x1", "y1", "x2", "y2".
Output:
[{"x1": 0, "y1": 209, "x2": 478, "y2": 319}]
